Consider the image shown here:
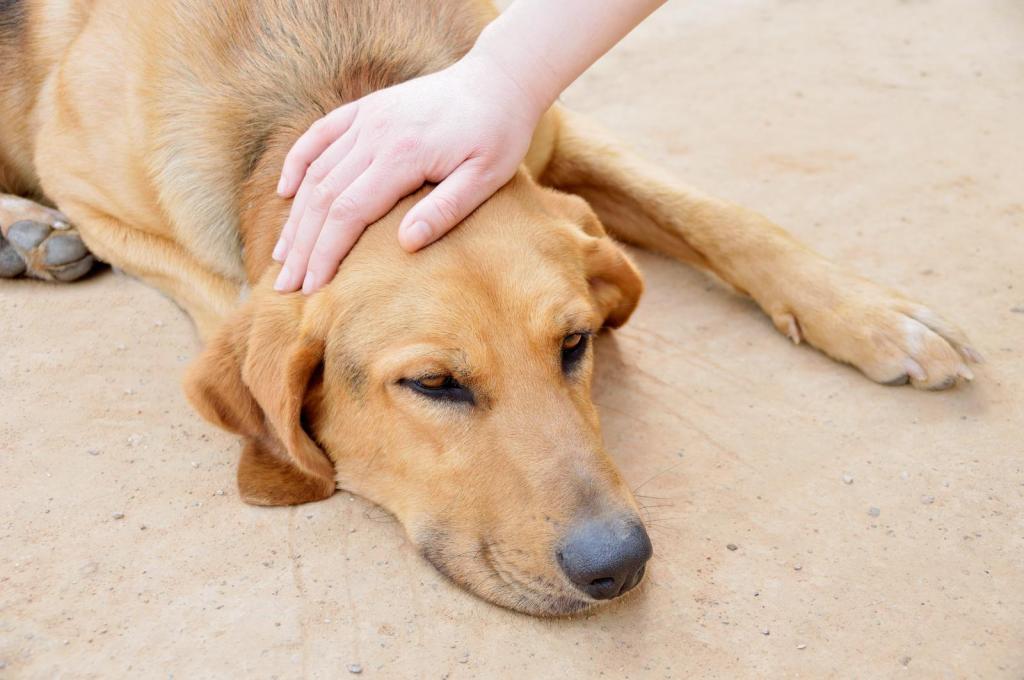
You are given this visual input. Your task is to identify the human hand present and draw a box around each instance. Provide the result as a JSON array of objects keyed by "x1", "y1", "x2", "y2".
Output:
[{"x1": 272, "y1": 55, "x2": 545, "y2": 294}]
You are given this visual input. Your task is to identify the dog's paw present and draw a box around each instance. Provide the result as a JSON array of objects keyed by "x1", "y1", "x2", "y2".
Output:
[
  {"x1": 771, "y1": 273, "x2": 981, "y2": 390},
  {"x1": 0, "y1": 195, "x2": 95, "y2": 282}
]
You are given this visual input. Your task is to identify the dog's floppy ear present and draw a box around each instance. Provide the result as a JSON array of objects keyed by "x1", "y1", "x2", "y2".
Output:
[
  {"x1": 184, "y1": 296, "x2": 336, "y2": 506},
  {"x1": 584, "y1": 235, "x2": 644, "y2": 328},
  {"x1": 563, "y1": 195, "x2": 644, "y2": 328},
  {"x1": 543, "y1": 187, "x2": 644, "y2": 328}
]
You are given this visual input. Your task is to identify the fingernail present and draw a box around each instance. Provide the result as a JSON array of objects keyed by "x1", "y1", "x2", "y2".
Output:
[
  {"x1": 404, "y1": 221, "x2": 432, "y2": 250},
  {"x1": 274, "y1": 265, "x2": 291, "y2": 291},
  {"x1": 277, "y1": 175, "x2": 287, "y2": 196},
  {"x1": 272, "y1": 237, "x2": 287, "y2": 262},
  {"x1": 301, "y1": 270, "x2": 316, "y2": 295}
]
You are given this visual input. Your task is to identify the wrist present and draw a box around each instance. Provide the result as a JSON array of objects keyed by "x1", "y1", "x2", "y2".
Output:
[{"x1": 459, "y1": 25, "x2": 557, "y2": 123}]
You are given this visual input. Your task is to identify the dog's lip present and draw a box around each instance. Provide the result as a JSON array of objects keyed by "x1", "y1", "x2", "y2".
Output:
[
  {"x1": 419, "y1": 532, "x2": 596, "y2": 615},
  {"x1": 480, "y1": 540, "x2": 594, "y2": 616},
  {"x1": 491, "y1": 576, "x2": 594, "y2": 617}
]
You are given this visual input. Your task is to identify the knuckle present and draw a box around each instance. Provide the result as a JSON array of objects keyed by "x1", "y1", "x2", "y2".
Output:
[
  {"x1": 308, "y1": 159, "x2": 331, "y2": 181},
  {"x1": 472, "y1": 161, "x2": 509, "y2": 190},
  {"x1": 311, "y1": 239, "x2": 336, "y2": 261},
  {"x1": 431, "y1": 194, "x2": 462, "y2": 224},
  {"x1": 328, "y1": 194, "x2": 361, "y2": 221},
  {"x1": 312, "y1": 181, "x2": 336, "y2": 207},
  {"x1": 475, "y1": 168, "x2": 501, "y2": 189}
]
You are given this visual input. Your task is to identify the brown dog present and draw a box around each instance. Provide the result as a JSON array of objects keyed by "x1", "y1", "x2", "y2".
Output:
[{"x1": 0, "y1": 0, "x2": 980, "y2": 615}]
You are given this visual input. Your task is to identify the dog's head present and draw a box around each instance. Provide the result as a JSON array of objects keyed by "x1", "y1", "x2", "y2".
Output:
[{"x1": 185, "y1": 173, "x2": 650, "y2": 615}]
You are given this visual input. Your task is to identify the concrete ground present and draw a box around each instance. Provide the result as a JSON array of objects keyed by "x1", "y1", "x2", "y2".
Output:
[{"x1": 2, "y1": 0, "x2": 1022, "y2": 677}]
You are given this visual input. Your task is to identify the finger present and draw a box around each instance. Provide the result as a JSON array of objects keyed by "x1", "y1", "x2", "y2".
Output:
[
  {"x1": 273, "y1": 129, "x2": 359, "y2": 263},
  {"x1": 275, "y1": 153, "x2": 371, "y2": 292},
  {"x1": 398, "y1": 161, "x2": 505, "y2": 251},
  {"x1": 277, "y1": 103, "x2": 358, "y2": 197},
  {"x1": 303, "y1": 164, "x2": 422, "y2": 294},
  {"x1": 273, "y1": 178, "x2": 316, "y2": 262}
]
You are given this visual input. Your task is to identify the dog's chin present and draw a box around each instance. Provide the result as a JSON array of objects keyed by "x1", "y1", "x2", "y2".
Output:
[
  {"x1": 416, "y1": 531, "x2": 596, "y2": 617},
  {"x1": 484, "y1": 585, "x2": 595, "y2": 618}
]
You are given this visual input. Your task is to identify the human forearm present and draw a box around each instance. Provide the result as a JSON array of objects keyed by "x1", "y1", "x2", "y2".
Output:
[{"x1": 467, "y1": 0, "x2": 667, "y2": 116}]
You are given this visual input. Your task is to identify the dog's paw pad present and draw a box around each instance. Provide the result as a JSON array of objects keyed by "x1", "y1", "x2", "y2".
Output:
[
  {"x1": 44, "y1": 231, "x2": 89, "y2": 266},
  {"x1": 1, "y1": 218, "x2": 95, "y2": 282},
  {"x1": 43, "y1": 231, "x2": 94, "y2": 281},
  {"x1": 8, "y1": 220, "x2": 52, "y2": 250},
  {"x1": 0, "y1": 233, "x2": 27, "y2": 277}
]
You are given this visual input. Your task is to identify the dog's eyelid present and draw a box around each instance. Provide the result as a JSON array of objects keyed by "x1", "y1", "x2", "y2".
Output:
[
  {"x1": 407, "y1": 370, "x2": 469, "y2": 385},
  {"x1": 416, "y1": 372, "x2": 451, "y2": 387},
  {"x1": 560, "y1": 330, "x2": 591, "y2": 375},
  {"x1": 557, "y1": 327, "x2": 594, "y2": 343},
  {"x1": 562, "y1": 329, "x2": 594, "y2": 344},
  {"x1": 397, "y1": 374, "x2": 476, "y2": 405}
]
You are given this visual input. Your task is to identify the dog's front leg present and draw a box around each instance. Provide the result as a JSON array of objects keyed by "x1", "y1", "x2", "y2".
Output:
[{"x1": 538, "y1": 107, "x2": 980, "y2": 389}]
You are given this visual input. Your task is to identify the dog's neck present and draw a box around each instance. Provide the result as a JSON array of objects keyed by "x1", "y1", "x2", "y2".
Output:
[{"x1": 235, "y1": 134, "x2": 302, "y2": 284}]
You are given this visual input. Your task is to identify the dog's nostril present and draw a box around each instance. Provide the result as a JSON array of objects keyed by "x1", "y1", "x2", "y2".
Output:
[{"x1": 557, "y1": 518, "x2": 652, "y2": 601}]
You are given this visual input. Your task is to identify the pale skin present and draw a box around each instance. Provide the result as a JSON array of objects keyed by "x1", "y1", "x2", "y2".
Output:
[{"x1": 273, "y1": 0, "x2": 667, "y2": 294}]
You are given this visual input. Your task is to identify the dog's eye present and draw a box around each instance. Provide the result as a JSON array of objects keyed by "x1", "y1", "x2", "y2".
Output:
[
  {"x1": 561, "y1": 332, "x2": 590, "y2": 373},
  {"x1": 401, "y1": 375, "x2": 475, "y2": 405},
  {"x1": 417, "y1": 375, "x2": 448, "y2": 389}
]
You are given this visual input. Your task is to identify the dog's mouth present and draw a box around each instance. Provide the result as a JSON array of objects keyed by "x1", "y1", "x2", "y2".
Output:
[{"x1": 418, "y1": 533, "x2": 595, "y2": 617}]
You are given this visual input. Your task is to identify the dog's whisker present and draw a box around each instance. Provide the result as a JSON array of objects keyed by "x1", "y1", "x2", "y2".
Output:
[
  {"x1": 631, "y1": 459, "x2": 686, "y2": 495},
  {"x1": 636, "y1": 501, "x2": 677, "y2": 509}
]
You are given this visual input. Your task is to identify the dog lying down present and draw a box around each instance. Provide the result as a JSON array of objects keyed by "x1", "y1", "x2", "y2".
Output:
[{"x1": 0, "y1": 0, "x2": 980, "y2": 616}]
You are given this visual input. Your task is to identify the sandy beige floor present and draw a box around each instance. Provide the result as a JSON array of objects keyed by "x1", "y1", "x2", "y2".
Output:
[{"x1": 2, "y1": 1, "x2": 1022, "y2": 678}]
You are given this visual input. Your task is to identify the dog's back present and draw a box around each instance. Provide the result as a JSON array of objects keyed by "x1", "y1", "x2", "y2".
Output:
[
  {"x1": 1, "y1": 0, "x2": 493, "y2": 277},
  {"x1": 0, "y1": 0, "x2": 57, "y2": 195}
]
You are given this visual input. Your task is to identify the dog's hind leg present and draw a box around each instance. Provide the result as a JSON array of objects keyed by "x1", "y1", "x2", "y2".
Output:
[
  {"x1": 538, "y1": 106, "x2": 981, "y2": 390},
  {"x1": 0, "y1": 193, "x2": 96, "y2": 281}
]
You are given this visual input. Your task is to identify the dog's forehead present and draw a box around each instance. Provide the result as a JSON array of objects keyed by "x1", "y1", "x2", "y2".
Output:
[
  {"x1": 391, "y1": 232, "x2": 592, "y2": 335},
  {"x1": 324, "y1": 189, "x2": 598, "y2": 350}
]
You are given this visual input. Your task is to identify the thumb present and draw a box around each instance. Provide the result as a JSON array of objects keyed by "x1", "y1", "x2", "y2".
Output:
[{"x1": 398, "y1": 160, "x2": 508, "y2": 252}]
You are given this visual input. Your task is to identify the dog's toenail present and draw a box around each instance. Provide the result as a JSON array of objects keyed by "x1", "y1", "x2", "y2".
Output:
[
  {"x1": 961, "y1": 346, "x2": 985, "y2": 364},
  {"x1": 884, "y1": 374, "x2": 909, "y2": 386},
  {"x1": 7, "y1": 220, "x2": 52, "y2": 250}
]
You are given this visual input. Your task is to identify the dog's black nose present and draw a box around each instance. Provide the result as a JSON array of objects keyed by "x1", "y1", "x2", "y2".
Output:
[{"x1": 557, "y1": 518, "x2": 652, "y2": 600}]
